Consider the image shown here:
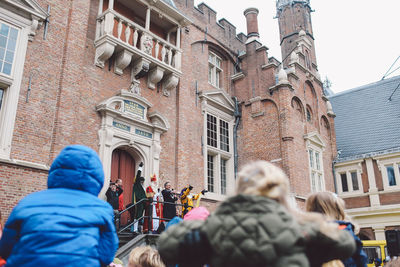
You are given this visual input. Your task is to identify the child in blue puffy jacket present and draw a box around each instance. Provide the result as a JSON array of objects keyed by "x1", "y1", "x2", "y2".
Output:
[{"x1": 0, "y1": 145, "x2": 119, "y2": 267}]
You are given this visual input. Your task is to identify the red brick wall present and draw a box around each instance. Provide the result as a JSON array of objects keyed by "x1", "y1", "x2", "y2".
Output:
[
  {"x1": 374, "y1": 160, "x2": 384, "y2": 191},
  {"x1": 0, "y1": 164, "x2": 48, "y2": 218},
  {"x1": 361, "y1": 161, "x2": 369, "y2": 193},
  {"x1": 380, "y1": 192, "x2": 400, "y2": 205},
  {"x1": 344, "y1": 196, "x2": 370, "y2": 209}
]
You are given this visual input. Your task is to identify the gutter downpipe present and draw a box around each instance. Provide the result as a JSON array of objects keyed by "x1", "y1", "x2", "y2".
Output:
[
  {"x1": 233, "y1": 97, "x2": 241, "y2": 179},
  {"x1": 332, "y1": 158, "x2": 338, "y2": 193}
]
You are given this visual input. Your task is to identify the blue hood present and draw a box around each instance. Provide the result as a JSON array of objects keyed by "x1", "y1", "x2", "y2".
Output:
[{"x1": 48, "y1": 145, "x2": 104, "y2": 196}]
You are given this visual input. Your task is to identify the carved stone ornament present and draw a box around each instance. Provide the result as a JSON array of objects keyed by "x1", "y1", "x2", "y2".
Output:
[
  {"x1": 153, "y1": 142, "x2": 161, "y2": 159},
  {"x1": 148, "y1": 66, "x2": 165, "y2": 89},
  {"x1": 141, "y1": 34, "x2": 153, "y2": 55},
  {"x1": 114, "y1": 50, "x2": 133, "y2": 75},
  {"x1": 162, "y1": 73, "x2": 179, "y2": 97},
  {"x1": 95, "y1": 42, "x2": 115, "y2": 68},
  {"x1": 131, "y1": 58, "x2": 150, "y2": 80},
  {"x1": 129, "y1": 80, "x2": 141, "y2": 95}
]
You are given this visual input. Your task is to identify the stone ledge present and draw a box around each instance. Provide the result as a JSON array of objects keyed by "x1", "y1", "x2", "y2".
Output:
[{"x1": 0, "y1": 157, "x2": 49, "y2": 171}]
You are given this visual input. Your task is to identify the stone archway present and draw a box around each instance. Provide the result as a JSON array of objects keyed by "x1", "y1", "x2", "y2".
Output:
[{"x1": 96, "y1": 89, "x2": 169, "y2": 199}]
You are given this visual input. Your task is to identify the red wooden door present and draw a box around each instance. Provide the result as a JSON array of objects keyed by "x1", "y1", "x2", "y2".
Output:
[{"x1": 111, "y1": 149, "x2": 135, "y2": 225}]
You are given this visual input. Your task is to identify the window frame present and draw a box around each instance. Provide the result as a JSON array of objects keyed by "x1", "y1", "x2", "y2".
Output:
[
  {"x1": 205, "y1": 111, "x2": 233, "y2": 196},
  {"x1": 308, "y1": 147, "x2": 325, "y2": 192},
  {"x1": 304, "y1": 132, "x2": 326, "y2": 193},
  {"x1": 0, "y1": 21, "x2": 19, "y2": 76},
  {"x1": 375, "y1": 154, "x2": 400, "y2": 191},
  {"x1": 0, "y1": 10, "x2": 31, "y2": 159},
  {"x1": 201, "y1": 91, "x2": 235, "y2": 200},
  {"x1": 335, "y1": 160, "x2": 364, "y2": 196},
  {"x1": 208, "y1": 51, "x2": 223, "y2": 89}
]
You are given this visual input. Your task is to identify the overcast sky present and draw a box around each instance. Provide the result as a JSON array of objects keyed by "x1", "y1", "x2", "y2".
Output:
[{"x1": 193, "y1": 0, "x2": 400, "y2": 93}]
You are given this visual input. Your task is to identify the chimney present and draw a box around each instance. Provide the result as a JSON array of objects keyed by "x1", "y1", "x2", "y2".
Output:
[{"x1": 244, "y1": 7, "x2": 259, "y2": 41}]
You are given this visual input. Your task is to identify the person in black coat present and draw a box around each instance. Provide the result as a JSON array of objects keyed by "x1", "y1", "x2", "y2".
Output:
[
  {"x1": 106, "y1": 182, "x2": 119, "y2": 210},
  {"x1": 161, "y1": 181, "x2": 177, "y2": 220}
]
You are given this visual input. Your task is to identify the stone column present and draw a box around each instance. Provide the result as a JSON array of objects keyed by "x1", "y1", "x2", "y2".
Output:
[
  {"x1": 98, "y1": 0, "x2": 104, "y2": 15},
  {"x1": 145, "y1": 7, "x2": 151, "y2": 30},
  {"x1": 108, "y1": 0, "x2": 114, "y2": 9},
  {"x1": 176, "y1": 27, "x2": 181, "y2": 49},
  {"x1": 366, "y1": 158, "x2": 380, "y2": 206},
  {"x1": 373, "y1": 226, "x2": 385, "y2": 240}
]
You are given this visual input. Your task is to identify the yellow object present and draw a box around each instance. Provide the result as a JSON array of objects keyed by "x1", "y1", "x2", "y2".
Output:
[
  {"x1": 362, "y1": 240, "x2": 387, "y2": 267},
  {"x1": 180, "y1": 187, "x2": 200, "y2": 215}
]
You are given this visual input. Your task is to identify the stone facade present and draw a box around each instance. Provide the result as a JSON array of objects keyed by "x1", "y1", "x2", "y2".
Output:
[{"x1": 0, "y1": 0, "x2": 336, "y2": 218}]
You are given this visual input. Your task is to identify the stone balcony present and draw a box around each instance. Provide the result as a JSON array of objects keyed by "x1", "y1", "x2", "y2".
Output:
[{"x1": 94, "y1": 3, "x2": 189, "y2": 96}]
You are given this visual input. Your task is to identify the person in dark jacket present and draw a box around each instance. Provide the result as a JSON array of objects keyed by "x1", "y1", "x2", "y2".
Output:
[
  {"x1": 131, "y1": 162, "x2": 147, "y2": 233},
  {"x1": 106, "y1": 182, "x2": 120, "y2": 210},
  {"x1": 162, "y1": 181, "x2": 178, "y2": 220},
  {"x1": 0, "y1": 145, "x2": 119, "y2": 267},
  {"x1": 158, "y1": 161, "x2": 356, "y2": 267},
  {"x1": 306, "y1": 191, "x2": 368, "y2": 267}
]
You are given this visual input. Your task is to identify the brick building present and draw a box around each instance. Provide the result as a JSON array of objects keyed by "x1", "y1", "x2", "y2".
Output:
[
  {"x1": 330, "y1": 75, "x2": 400, "y2": 240},
  {"x1": 0, "y1": 0, "x2": 336, "y2": 217}
]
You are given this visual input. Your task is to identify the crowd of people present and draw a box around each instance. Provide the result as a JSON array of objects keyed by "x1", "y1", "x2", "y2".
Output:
[{"x1": 0, "y1": 145, "x2": 396, "y2": 266}]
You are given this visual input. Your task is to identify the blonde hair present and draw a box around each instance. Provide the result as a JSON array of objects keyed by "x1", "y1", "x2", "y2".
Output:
[
  {"x1": 128, "y1": 246, "x2": 165, "y2": 267},
  {"x1": 306, "y1": 191, "x2": 346, "y2": 221},
  {"x1": 236, "y1": 161, "x2": 343, "y2": 240},
  {"x1": 236, "y1": 161, "x2": 291, "y2": 209}
]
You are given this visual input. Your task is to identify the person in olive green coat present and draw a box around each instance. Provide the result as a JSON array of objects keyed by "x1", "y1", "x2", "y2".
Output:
[
  {"x1": 131, "y1": 162, "x2": 147, "y2": 233},
  {"x1": 158, "y1": 161, "x2": 356, "y2": 267}
]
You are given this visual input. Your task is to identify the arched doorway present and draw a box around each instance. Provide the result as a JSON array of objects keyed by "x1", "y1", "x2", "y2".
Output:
[{"x1": 111, "y1": 148, "x2": 136, "y2": 225}]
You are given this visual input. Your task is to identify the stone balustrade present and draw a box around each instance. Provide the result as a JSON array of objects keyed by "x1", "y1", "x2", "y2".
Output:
[{"x1": 94, "y1": 9, "x2": 181, "y2": 96}]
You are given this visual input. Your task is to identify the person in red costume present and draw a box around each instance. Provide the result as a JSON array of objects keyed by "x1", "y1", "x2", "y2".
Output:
[{"x1": 144, "y1": 175, "x2": 163, "y2": 233}]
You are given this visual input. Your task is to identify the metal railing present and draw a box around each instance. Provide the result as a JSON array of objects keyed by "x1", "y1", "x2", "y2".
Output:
[{"x1": 115, "y1": 198, "x2": 191, "y2": 234}]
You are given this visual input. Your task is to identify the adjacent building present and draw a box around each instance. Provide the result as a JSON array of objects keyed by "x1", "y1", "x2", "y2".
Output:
[{"x1": 330, "y1": 75, "x2": 400, "y2": 240}]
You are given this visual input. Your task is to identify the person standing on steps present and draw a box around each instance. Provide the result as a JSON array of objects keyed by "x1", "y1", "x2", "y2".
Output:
[{"x1": 131, "y1": 162, "x2": 146, "y2": 233}]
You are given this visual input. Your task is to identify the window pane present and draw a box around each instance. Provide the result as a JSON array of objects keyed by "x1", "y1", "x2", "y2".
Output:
[
  {"x1": 306, "y1": 109, "x2": 311, "y2": 122},
  {"x1": 387, "y1": 166, "x2": 396, "y2": 186},
  {"x1": 3, "y1": 62, "x2": 11, "y2": 75},
  {"x1": 0, "y1": 36, "x2": 6, "y2": 48},
  {"x1": 221, "y1": 159, "x2": 227, "y2": 195},
  {"x1": 341, "y1": 173, "x2": 348, "y2": 192},
  {"x1": 0, "y1": 89, "x2": 4, "y2": 112},
  {"x1": 351, "y1": 172, "x2": 359, "y2": 191},
  {"x1": 311, "y1": 172, "x2": 316, "y2": 192},
  {"x1": 7, "y1": 38, "x2": 16, "y2": 51},
  {"x1": 216, "y1": 70, "x2": 220, "y2": 88},
  {"x1": 216, "y1": 57, "x2": 221, "y2": 68},
  {"x1": 208, "y1": 64, "x2": 213, "y2": 83},
  {"x1": 219, "y1": 119, "x2": 229, "y2": 152},
  {"x1": 309, "y1": 150, "x2": 314, "y2": 168},
  {"x1": 0, "y1": 23, "x2": 18, "y2": 76},
  {"x1": 5, "y1": 51, "x2": 14, "y2": 63},
  {"x1": 208, "y1": 53, "x2": 214, "y2": 63},
  {"x1": 10, "y1": 28, "x2": 18, "y2": 40},
  {"x1": 315, "y1": 152, "x2": 320, "y2": 170},
  {"x1": 318, "y1": 174, "x2": 323, "y2": 191},
  {"x1": 0, "y1": 24, "x2": 9, "y2": 37},
  {"x1": 207, "y1": 114, "x2": 217, "y2": 147},
  {"x1": 207, "y1": 155, "x2": 214, "y2": 192}
]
